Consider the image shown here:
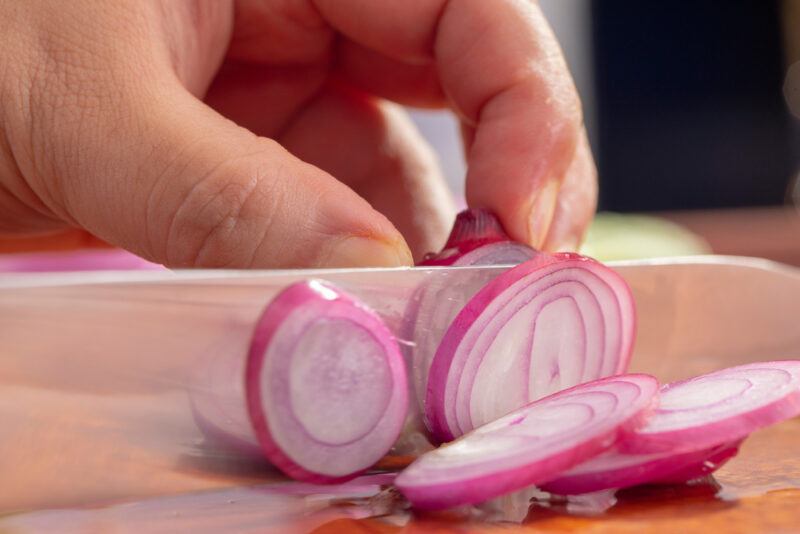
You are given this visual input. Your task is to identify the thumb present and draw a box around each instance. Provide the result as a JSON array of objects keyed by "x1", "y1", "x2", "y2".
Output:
[{"x1": 46, "y1": 85, "x2": 413, "y2": 269}]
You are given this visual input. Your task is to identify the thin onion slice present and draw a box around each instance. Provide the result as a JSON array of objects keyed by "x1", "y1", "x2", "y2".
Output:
[
  {"x1": 654, "y1": 441, "x2": 741, "y2": 484},
  {"x1": 396, "y1": 374, "x2": 658, "y2": 510},
  {"x1": 541, "y1": 441, "x2": 741, "y2": 495},
  {"x1": 405, "y1": 210, "x2": 536, "y2": 413},
  {"x1": 622, "y1": 361, "x2": 800, "y2": 454},
  {"x1": 425, "y1": 253, "x2": 636, "y2": 442},
  {"x1": 190, "y1": 350, "x2": 265, "y2": 458},
  {"x1": 245, "y1": 280, "x2": 408, "y2": 483}
]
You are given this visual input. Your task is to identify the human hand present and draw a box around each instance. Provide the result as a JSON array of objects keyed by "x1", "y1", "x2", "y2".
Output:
[{"x1": 0, "y1": 0, "x2": 596, "y2": 268}]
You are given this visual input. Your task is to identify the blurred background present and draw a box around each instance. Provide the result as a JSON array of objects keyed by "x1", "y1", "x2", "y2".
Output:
[{"x1": 410, "y1": 0, "x2": 800, "y2": 265}]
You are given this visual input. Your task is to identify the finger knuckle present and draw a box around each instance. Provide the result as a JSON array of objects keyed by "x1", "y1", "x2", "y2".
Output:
[{"x1": 163, "y1": 148, "x2": 283, "y2": 268}]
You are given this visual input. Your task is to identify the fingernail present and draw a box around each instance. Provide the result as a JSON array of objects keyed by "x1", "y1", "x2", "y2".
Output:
[
  {"x1": 527, "y1": 179, "x2": 560, "y2": 248},
  {"x1": 321, "y1": 236, "x2": 413, "y2": 268},
  {"x1": 554, "y1": 235, "x2": 581, "y2": 253}
]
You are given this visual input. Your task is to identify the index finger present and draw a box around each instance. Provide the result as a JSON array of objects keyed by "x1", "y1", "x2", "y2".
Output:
[{"x1": 314, "y1": 0, "x2": 584, "y2": 247}]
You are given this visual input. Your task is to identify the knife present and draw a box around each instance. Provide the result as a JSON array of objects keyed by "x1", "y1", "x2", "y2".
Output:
[{"x1": 1, "y1": 255, "x2": 798, "y2": 512}]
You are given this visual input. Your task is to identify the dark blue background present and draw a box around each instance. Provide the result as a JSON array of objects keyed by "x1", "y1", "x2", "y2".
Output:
[{"x1": 592, "y1": 1, "x2": 799, "y2": 211}]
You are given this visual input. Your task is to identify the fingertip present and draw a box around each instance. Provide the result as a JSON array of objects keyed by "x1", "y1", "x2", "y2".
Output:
[
  {"x1": 541, "y1": 130, "x2": 597, "y2": 252},
  {"x1": 525, "y1": 178, "x2": 561, "y2": 249},
  {"x1": 316, "y1": 235, "x2": 413, "y2": 268}
]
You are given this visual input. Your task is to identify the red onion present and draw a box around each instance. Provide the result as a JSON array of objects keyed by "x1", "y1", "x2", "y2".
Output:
[
  {"x1": 405, "y1": 209, "x2": 536, "y2": 413},
  {"x1": 395, "y1": 374, "x2": 658, "y2": 510},
  {"x1": 425, "y1": 253, "x2": 636, "y2": 442},
  {"x1": 244, "y1": 280, "x2": 409, "y2": 482}
]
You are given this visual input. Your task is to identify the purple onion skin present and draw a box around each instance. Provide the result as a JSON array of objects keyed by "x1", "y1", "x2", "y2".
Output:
[{"x1": 419, "y1": 208, "x2": 534, "y2": 266}]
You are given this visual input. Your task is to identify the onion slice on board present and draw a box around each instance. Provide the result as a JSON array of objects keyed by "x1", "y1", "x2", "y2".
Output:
[
  {"x1": 245, "y1": 280, "x2": 408, "y2": 483},
  {"x1": 405, "y1": 209, "x2": 536, "y2": 413},
  {"x1": 621, "y1": 361, "x2": 800, "y2": 454},
  {"x1": 540, "y1": 441, "x2": 741, "y2": 495},
  {"x1": 425, "y1": 253, "x2": 636, "y2": 442},
  {"x1": 396, "y1": 374, "x2": 658, "y2": 510},
  {"x1": 543, "y1": 361, "x2": 800, "y2": 494},
  {"x1": 654, "y1": 442, "x2": 741, "y2": 484}
]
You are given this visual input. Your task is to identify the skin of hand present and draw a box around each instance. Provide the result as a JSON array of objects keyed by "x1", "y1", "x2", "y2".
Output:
[{"x1": 0, "y1": 0, "x2": 596, "y2": 268}]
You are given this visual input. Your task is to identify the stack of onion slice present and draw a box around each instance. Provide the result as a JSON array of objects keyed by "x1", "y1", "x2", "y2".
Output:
[
  {"x1": 396, "y1": 374, "x2": 659, "y2": 509},
  {"x1": 543, "y1": 361, "x2": 800, "y2": 494},
  {"x1": 395, "y1": 361, "x2": 800, "y2": 509}
]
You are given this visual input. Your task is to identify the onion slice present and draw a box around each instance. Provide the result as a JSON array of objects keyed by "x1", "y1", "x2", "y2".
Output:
[
  {"x1": 190, "y1": 350, "x2": 265, "y2": 458},
  {"x1": 425, "y1": 253, "x2": 636, "y2": 442},
  {"x1": 396, "y1": 374, "x2": 658, "y2": 510},
  {"x1": 245, "y1": 280, "x2": 408, "y2": 483},
  {"x1": 654, "y1": 442, "x2": 741, "y2": 484},
  {"x1": 622, "y1": 361, "x2": 800, "y2": 454},
  {"x1": 541, "y1": 442, "x2": 741, "y2": 495}
]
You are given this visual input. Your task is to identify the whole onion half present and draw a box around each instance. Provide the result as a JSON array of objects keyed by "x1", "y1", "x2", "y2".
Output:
[
  {"x1": 425, "y1": 253, "x2": 636, "y2": 442},
  {"x1": 245, "y1": 280, "x2": 409, "y2": 483},
  {"x1": 405, "y1": 209, "x2": 536, "y2": 413},
  {"x1": 396, "y1": 374, "x2": 658, "y2": 510}
]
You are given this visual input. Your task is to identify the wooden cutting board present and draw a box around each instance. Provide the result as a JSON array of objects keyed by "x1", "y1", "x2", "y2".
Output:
[{"x1": 1, "y1": 351, "x2": 798, "y2": 533}]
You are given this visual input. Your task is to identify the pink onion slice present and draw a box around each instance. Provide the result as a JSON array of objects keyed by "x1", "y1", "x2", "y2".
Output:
[
  {"x1": 245, "y1": 280, "x2": 408, "y2": 483},
  {"x1": 190, "y1": 350, "x2": 265, "y2": 458},
  {"x1": 405, "y1": 210, "x2": 536, "y2": 412},
  {"x1": 540, "y1": 441, "x2": 740, "y2": 495},
  {"x1": 396, "y1": 374, "x2": 658, "y2": 510},
  {"x1": 654, "y1": 441, "x2": 741, "y2": 484},
  {"x1": 425, "y1": 253, "x2": 636, "y2": 442},
  {"x1": 622, "y1": 361, "x2": 800, "y2": 454}
]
